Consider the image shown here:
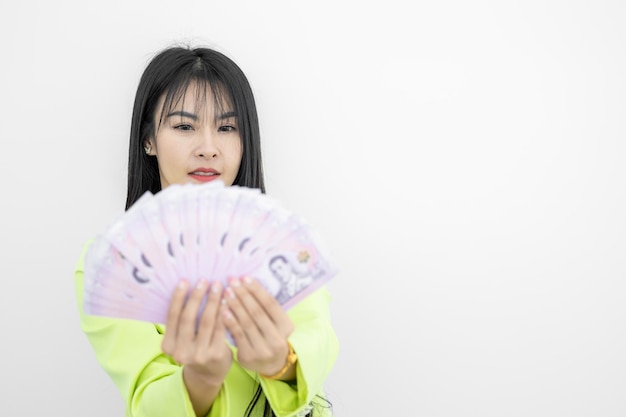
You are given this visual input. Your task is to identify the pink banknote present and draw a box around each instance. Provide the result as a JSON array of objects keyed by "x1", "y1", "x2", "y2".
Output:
[{"x1": 82, "y1": 181, "x2": 338, "y2": 328}]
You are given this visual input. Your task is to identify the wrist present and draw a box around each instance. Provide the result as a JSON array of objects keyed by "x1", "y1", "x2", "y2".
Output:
[
  {"x1": 183, "y1": 365, "x2": 225, "y2": 389},
  {"x1": 260, "y1": 342, "x2": 298, "y2": 380}
]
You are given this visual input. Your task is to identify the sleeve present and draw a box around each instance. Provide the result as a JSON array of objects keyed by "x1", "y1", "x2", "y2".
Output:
[
  {"x1": 74, "y1": 242, "x2": 212, "y2": 417},
  {"x1": 75, "y1": 240, "x2": 338, "y2": 417},
  {"x1": 260, "y1": 286, "x2": 340, "y2": 417}
]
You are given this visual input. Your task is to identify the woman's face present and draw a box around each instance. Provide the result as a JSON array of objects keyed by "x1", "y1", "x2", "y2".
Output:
[{"x1": 146, "y1": 82, "x2": 242, "y2": 189}]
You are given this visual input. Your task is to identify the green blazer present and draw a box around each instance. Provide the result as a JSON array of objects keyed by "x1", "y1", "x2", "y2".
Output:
[{"x1": 74, "y1": 243, "x2": 339, "y2": 417}]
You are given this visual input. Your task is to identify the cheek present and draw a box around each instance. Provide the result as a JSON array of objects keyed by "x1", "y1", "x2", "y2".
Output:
[
  {"x1": 231, "y1": 141, "x2": 244, "y2": 166},
  {"x1": 235, "y1": 139, "x2": 243, "y2": 157},
  {"x1": 155, "y1": 142, "x2": 185, "y2": 171}
]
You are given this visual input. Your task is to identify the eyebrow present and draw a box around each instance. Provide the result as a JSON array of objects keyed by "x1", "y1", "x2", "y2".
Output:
[
  {"x1": 166, "y1": 110, "x2": 237, "y2": 120},
  {"x1": 166, "y1": 111, "x2": 198, "y2": 120},
  {"x1": 219, "y1": 111, "x2": 237, "y2": 120}
]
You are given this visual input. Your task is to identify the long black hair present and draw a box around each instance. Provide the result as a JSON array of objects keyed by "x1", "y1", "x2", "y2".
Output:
[
  {"x1": 124, "y1": 44, "x2": 329, "y2": 417},
  {"x1": 125, "y1": 45, "x2": 265, "y2": 210}
]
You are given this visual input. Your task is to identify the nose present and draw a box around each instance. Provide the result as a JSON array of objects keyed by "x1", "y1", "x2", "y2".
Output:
[{"x1": 195, "y1": 130, "x2": 219, "y2": 159}]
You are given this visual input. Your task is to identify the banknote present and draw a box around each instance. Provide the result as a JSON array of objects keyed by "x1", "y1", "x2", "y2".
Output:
[
  {"x1": 82, "y1": 181, "x2": 338, "y2": 327},
  {"x1": 250, "y1": 221, "x2": 338, "y2": 310},
  {"x1": 99, "y1": 193, "x2": 164, "y2": 286},
  {"x1": 83, "y1": 236, "x2": 171, "y2": 324},
  {"x1": 156, "y1": 184, "x2": 192, "y2": 280}
]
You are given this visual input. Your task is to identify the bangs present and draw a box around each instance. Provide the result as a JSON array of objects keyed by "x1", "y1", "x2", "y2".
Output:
[{"x1": 156, "y1": 72, "x2": 235, "y2": 129}]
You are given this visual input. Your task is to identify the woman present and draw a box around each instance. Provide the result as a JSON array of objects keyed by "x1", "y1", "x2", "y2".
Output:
[{"x1": 74, "y1": 44, "x2": 338, "y2": 417}]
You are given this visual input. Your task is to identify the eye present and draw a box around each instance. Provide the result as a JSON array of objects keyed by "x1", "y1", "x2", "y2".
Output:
[
  {"x1": 218, "y1": 124, "x2": 237, "y2": 133},
  {"x1": 174, "y1": 123, "x2": 194, "y2": 131}
]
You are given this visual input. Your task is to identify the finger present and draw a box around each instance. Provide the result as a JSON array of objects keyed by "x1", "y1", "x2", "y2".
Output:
[
  {"x1": 242, "y1": 276, "x2": 283, "y2": 317},
  {"x1": 229, "y1": 282, "x2": 277, "y2": 341},
  {"x1": 222, "y1": 281, "x2": 263, "y2": 345},
  {"x1": 195, "y1": 281, "x2": 223, "y2": 347},
  {"x1": 178, "y1": 280, "x2": 209, "y2": 341},
  {"x1": 162, "y1": 279, "x2": 189, "y2": 354},
  {"x1": 221, "y1": 303, "x2": 253, "y2": 351},
  {"x1": 241, "y1": 276, "x2": 294, "y2": 338},
  {"x1": 222, "y1": 299, "x2": 286, "y2": 374},
  {"x1": 220, "y1": 302, "x2": 244, "y2": 350},
  {"x1": 212, "y1": 306, "x2": 227, "y2": 344}
]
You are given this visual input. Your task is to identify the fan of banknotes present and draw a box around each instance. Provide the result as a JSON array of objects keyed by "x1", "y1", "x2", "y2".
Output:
[{"x1": 82, "y1": 180, "x2": 337, "y2": 325}]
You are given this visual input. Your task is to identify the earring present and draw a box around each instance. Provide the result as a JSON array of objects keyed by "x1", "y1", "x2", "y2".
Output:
[{"x1": 144, "y1": 146, "x2": 151, "y2": 155}]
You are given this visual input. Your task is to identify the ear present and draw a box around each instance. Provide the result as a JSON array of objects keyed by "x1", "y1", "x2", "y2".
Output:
[{"x1": 143, "y1": 139, "x2": 156, "y2": 156}]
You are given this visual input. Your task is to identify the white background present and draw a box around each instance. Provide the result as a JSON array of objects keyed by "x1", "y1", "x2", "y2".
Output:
[{"x1": 1, "y1": 1, "x2": 625, "y2": 416}]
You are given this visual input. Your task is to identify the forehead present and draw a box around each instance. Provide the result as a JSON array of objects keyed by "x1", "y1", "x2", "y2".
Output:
[{"x1": 158, "y1": 80, "x2": 233, "y2": 119}]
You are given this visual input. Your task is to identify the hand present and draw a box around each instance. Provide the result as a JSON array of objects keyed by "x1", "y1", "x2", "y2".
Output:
[
  {"x1": 161, "y1": 280, "x2": 233, "y2": 386},
  {"x1": 221, "y1": 277, "x2": 295, "y2": 377}
]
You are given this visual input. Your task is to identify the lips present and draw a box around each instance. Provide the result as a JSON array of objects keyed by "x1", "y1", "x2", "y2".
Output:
[{"x1": 189, "y1": 168, "x2": 220, "y2": 182}]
